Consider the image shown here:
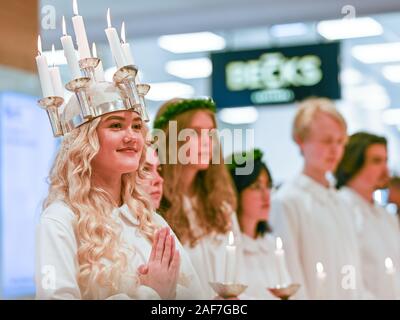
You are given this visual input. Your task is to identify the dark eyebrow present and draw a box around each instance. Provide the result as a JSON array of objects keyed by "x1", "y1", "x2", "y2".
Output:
[{"x1": 132, "y1": 116, "x2": 143, "y2": 122}]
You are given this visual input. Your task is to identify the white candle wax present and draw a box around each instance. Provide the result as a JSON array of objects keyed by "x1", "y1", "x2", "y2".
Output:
[
  {"x1": 121, "y1": 22, "x2": 135, "y2": 65},
  {"x1": 121, "y1": 42, "x2": 134, "y2": 66},
  {"x1": 61, "y1": 16, "x2": 81, "y2": 80},
  {"x1": 315, "y1": 262, "x2": 327, "y2": 300},
  {"x1": 71, "y1": 0, "x2": 91, "y2": 59},
  {"x1": 92, "y1": 43, "x2": 105, "y2": 82},
  {"x1": 385, "y1": 257, "x2": 398, "y2": 299},
  {"x1": 49, "y1": 67, "x2": 64, "y2": 98},
  {"x1": 36, "y1": 36, "x2": 54, "y2": 98},
  {"x1": 224, "y1": 231, "x2": 237, "y2": 284},
  {"x1": 49, "y1": 45, "x2": 64, "y2": 98},
  {"x1": 274, "y1": 237, "x2": 291, "y2": 288},
  {"x1": 136, "y1": 70, "x2": 142, "y2": 83},
  {"x1": 105, "y1": 8, "x2": 126, "y2": 68}
]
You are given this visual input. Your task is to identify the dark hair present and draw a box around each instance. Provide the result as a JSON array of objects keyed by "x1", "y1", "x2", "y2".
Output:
[
  {"x1": 335, "y1": 132, "x2": 387, "y2": 189},
  {"x1": 227, "y1": 149, "x2": 273, "y2": 236},
  {"x1": 256, "y1": 220, "x2": 273, "y2": 237},
  {"x1": 389, "y1": 176, "x2": 400, "y2": 188},
  {"x1": 227, "y1": 149, "x2": 273, "y2": 194}
]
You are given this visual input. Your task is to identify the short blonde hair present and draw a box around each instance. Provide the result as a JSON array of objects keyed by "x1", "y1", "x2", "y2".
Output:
[{"x1": 292, "y1": 97, "x2": 347, "y2": 142}]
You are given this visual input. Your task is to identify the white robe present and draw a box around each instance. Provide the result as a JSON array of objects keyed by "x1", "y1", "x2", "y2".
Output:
[
  {"x1": 270, "y1": 173, "x2": 365, "y2": 299},
  {"x1": 339, "y1": 187, "x2": 400, "y2": 299},
  {"x1": 241, "y1": 233, "x2": 282, "y2": 300},
  {"x1": 182, "y1": 196, "x2": 248, "y2": 299},
  {"x1": 35, "y1": 201, "x2": 205, "y2": 300}
]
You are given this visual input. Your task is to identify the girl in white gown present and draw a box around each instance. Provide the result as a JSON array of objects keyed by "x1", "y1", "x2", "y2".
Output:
[
  {"x1": 35, "y1": 82, "x2": 203, "y2": 300},
  {"x1": 227, "y1": 149, "x2": 288, "y2": 299},
  {"x1": 153, "y1": 98, "x2": 247, "y2": 298}
]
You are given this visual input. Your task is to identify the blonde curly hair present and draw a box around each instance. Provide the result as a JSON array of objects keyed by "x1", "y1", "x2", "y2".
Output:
[{"x1": 43, "y1": 115, "x2": 156, "y2": 298}]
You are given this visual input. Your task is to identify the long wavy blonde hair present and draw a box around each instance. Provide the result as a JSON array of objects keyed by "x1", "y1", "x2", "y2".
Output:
[
  {"x1": 43, "y1": 115, "x2": 156, "y2": 298},
  {"x1": 155, "y1": 98, "x2": 237, "y2": 247}
]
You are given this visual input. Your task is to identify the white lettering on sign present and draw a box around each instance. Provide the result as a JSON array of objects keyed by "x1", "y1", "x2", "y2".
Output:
[{"x1": 226, "y1": 52, "x2": 322, "y2": 91}]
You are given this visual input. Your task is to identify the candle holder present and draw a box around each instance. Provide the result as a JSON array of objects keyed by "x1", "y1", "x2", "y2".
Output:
[
  {"x1": 79, "y1": 58, "x2": 101, "y2": 81},
  {"x1": 209, "y1": 282, "x2": 247, "y2": 299},
  {"x1": 112, "y1": 65, "x2": 142, "y2": 112},
  {"x1": 38, "y1": 96, "x2": 64, "y2": 137},
  {"x1": 267, "y1": 283, "x2": 300, "y2": 300},
  {"x1": 136, "y1": 83, "x2": 150, "y2": 122},
  {"x1": 65, "y1": 77, "x2": 92, "y2": 119}
]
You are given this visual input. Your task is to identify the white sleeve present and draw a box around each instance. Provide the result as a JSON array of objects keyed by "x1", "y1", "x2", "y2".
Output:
[
  {"x1": 36, "y1": 206, "x2": 161, "y2": 300},
  {"x1": 270, "y1": 197, "x2": 309, "y2": 299},
  {"x1": 106, "y1": 286, "x2": 161, "y2": 300},
  {"x1": 35, "y1": 216, "x2": 81, "y2": 300}
]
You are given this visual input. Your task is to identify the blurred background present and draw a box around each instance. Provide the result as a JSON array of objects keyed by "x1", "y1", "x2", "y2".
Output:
[{"x1": 1, "y1": 0, "x2": 400, "y2": 298}]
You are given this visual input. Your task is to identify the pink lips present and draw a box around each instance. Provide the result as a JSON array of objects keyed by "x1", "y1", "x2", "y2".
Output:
[
  {"x1": 151, "y1": 191, "x2": 162, "y2": 198},
  {"x1": 262, "y1": 203, "x2": 270, "y2": 209},
  {"x1": 117, "y1": 147, "x2": 137, "y2": 153}
]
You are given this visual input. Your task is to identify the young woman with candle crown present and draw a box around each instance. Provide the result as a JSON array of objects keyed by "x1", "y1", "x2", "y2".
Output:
[
  {"x1": 35, "y1": 82, "x2": 204, "y2": 300},
  {"x1": 153, "y1": 98, "x2": 247, "y2": 298}
]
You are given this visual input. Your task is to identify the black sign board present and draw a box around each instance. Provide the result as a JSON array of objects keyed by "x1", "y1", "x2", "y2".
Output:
[{"x1": 211, "y1": 42, "x2": 341, "y2": 108}]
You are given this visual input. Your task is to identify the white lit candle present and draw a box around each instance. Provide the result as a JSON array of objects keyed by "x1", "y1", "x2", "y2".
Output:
[
  {"x1": 92, "y1": 42, "x2": 105, "y2": 82},
  {"x1": 71, "y1": 0, "x2": 91, "y2": 59},
  {"x1": 274, "y1": 237, "x2": 291, "y2": 288},
  {"x1": 49, "y1": 45, "x2": 64, "y2": 98},
  {"x1": 60, "y1": 16, "x2": 81, "y2": 80},
  {"x1": 315, "y1": 262, "x2": 327, "y2": 300},
  {"x1": 224, "y1": 231, "x2": 237, "y2": 284},
  {"x1": 105, "y1": 8, "x2": 126, "y2": 68},
  {"x1": 35, "y1": 35, "x2": 54, "y2": 98},
  {"x1": 385, "y1": 257, "x2": 398, "y2": 298},
  {"x1": 120, "y1": 21, "x2": 135, "y2": 65}
]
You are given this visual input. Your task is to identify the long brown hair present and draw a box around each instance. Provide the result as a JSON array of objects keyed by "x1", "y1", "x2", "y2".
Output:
[
  {"x1": 335, "y1": 131, "x2": 387, "y2": 189},
  {"x1": 154, "y1": 98, "x2": 236, "y2": 247}
]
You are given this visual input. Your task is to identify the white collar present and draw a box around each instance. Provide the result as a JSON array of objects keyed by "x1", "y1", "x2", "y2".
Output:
[
  {"x1": 297, "y1": 173, "x2": 335, "y2": 192},
  {"x1": 294, "y1": 173, "x2": 338, "y2": 204},
  {"x1": 341, "y1": 186, "x2": 384, "y2": 215},
  {"x1": 112, "y1": 204, "x2": 140, "y2": 226},
  {"x1": 242, "y1": 233, "x2": 273, "y2": 254}
]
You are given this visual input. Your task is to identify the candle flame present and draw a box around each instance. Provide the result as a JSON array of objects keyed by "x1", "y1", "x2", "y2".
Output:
[
  {"x1": 228, "y1": 231, "x2": 234, "y2": 245},
  {"x1": 37, "y1": 35, "x2": 42, "y2": 55},
  {"x1": 107, "y1": 8, "x2": 111, "y2": 28},
  {"x1": 92, "y1": 43, "x2": 97, "y2": 58},
  {"x1": 276, "y1": 237, "x2": 283, "y2": 250},
  {"x1": 316, "y1": 262, "x2": 324, "y2": 274},
  {"x1": 385, "y1": 257, "x2": 394, "y2": 270},
  {"x1": 62, "y1": 16, "x2": 67, "y2": 36},
  {"x1": 121, "y1": 21, "x2": 126, "y2": 43},
  {"x1": 72, "y1": 0, "x2": 79, "y2": 16}
]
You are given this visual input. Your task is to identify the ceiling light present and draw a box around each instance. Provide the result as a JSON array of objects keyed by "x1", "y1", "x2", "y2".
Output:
[
  {"x1": 382, "y1": 64, "x2": 400, "y2": 83},
  {"x1": 340, "y1": 68, "x2": 363, "y2": 86},
  {"x1": 352, "y1": 42, "x2": 400, "y2": 64},
  {"x1": 165, "y1": 58, "x2": 212, "y2": 79},
  {"x1": 158, "y1": 32, "x2": 225, "y2": 53},
  {"x1": 218, "y1": 106, "x2": 258, "y2": 125},
  {"x1": 382, "y1": 108, "x2": 400, "y2": 125},
  {"x1": 317, "y1": 17, "x2": 382, "y2": 40},
  {"x1": 146, "y1": 82, "x2": 194, "y2": 101},
  {"x1": 270, "y1": 23, "x2": 308, "y2": 38}
]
